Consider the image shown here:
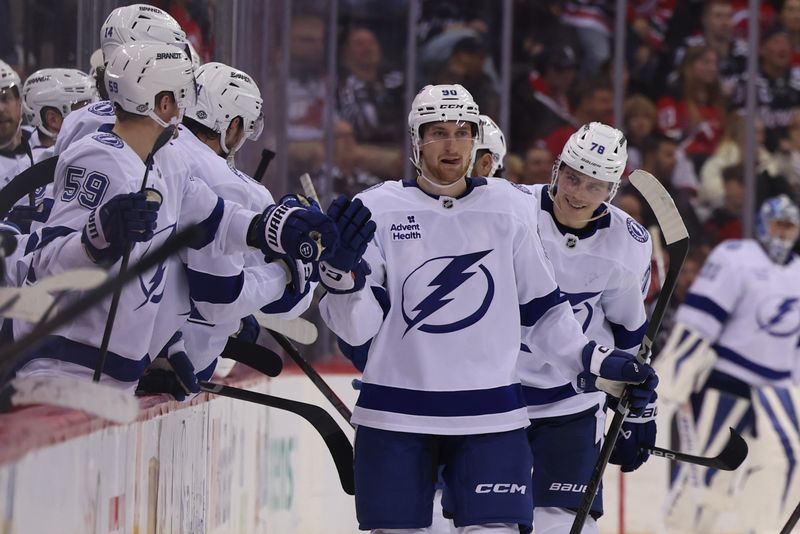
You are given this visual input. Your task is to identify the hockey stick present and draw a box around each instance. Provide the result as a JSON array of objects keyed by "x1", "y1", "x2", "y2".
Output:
[
  {"x1": 570, "y1": 170, "x2": 690, "y2": 533},
  {"x1": 643, "y1": 427, "x2": 748, "y2": 470},
  {"x1": 0, "y1": 224, "x2": 201, "y2": 379},
  {"x1": 94, "y1": 124, "x2": 176, "y2": 382},
  {"x1": 252, "y1": 148, "x2": 276, "y2": 183},
  {"x1": 267, "y1": 329, "x2": 354, "y2": 428},
  {"x1": 252, "y1": 311, "x2": 318, "y2": 344},
  {"x1": 0, "y1": 156, "x2": 58, "y2": 217},
  {"x1": 220, "y1": 336, "x2": 283, "y2": 377},
  {"x1": 200, "y1": 380, "x2": 355, "y2": 495},
  {"x1": 0, "y1": 268, "x2": 107, "y2": 322},
  {"x1": 781, "y1": 497, "x2": 800, "y2": 533},
  {"x1": 0, "y1": 375, "x2": 139, "y2": 423}
]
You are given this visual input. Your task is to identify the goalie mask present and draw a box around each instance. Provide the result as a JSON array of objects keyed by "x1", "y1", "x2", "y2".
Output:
[
  {"x1": 22, "y1": 68, "x2": 96, "y2": 138},
  {"x1": 756, "y1": 194, "x2": 800, "y2": 264},
  {"x1": 100, "y1": 4, "x2": 187, "y2": 63},
  {"x1": 552, "y1": 122, "x2": 627, "y2": 202},
  {"x1": 408, "y1": 84, "x2": 480, "y2": 178},
  {"x1": 104, "y1": 42, "x2": 197, "y2": 129},
  {"x1": 475, "y1": 114, "x2": 506, "y2": 177},
  {"x1": 186, "y1": 62, "x2": 264, "y2": 156}
]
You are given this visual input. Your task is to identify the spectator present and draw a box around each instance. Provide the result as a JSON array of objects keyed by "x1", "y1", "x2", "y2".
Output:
[
  {"x1": 614, "y1": 187, "x2": 645, "y2": 224},
  {"x1": 309, "y1": 119, "x2": 381, "y2": 201},
  {"x1": 669, "y1": 0, "x2": 747, "y2": 96},
  {"x1": 779, "y1": 109, "x2": 800, "y2": 199},
  {"x1": 782, "y1": 0, "x2": 800, "y2": 67},
  {"x1": 657, "y1": 45, "x2": 725, "y2": 172},
  {"x1": 560, "y1": 0, "x2": 613, "y2": 76},
  {"x1": 509, "y1": 44, "x2": 578, "y2": 152},
  {"x1": 518, "y1": 145, "x2": 553, "y2": 185},
  {"x1": 513, "y1": 0, "x2": 581, "y2": 67},
  {"x1": 729, "y1": 25, "x2": 800, "y2": 152},
  {"x1": 337, "y1": 25, "x2": 405, "y2": 146},
  {"x1": 540, "y1": 79, "x2": 613, "y2": 158},
  {"x1": 163, "y1": 0, "x2": 213, "y2": 62},
  {"x1": 623, "y1": 94, "x2": 658, "y2": 170},
  {"x1": 503, "y1": 153, "x2": 524, "y2": 184},
  {"x1": 699, "y1": 112, "x2": 783, "y2": 208},
  {"x1": 703, "y1": 163, "x2": 745, "y2": 244},
  {"x1": 626, "y1": 0, "x2": 677, "y2": 96}
]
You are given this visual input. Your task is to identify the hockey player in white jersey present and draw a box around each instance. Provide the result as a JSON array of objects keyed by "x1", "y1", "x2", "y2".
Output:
[
  {"x1": 11, "y1": 42, "x2": 340, "y2": 398},
  {"x1": 53, "y1": 4, "x2": 188, "y2": 157},
  {"x1": 4, "y1": 69, "x2": 97, "y2": 232},
  {"x1": 657, "y1": 194, "x2": 800, "y2": 533},
  {"x1": 472, "y1": 115, "x2": 506, "y2": 178},
  {"x1": 157, "y1": 61, "x2": 314, "y2": 384},
  {"x1": 0, "y1": 60, "x2": 34, "y2": 193},
  {"x1": 516, "y1": 123, "x2": 654, "y2": 534},
  {"x1": 320, "y1": 85, "x2": 658, "y2": 534}
]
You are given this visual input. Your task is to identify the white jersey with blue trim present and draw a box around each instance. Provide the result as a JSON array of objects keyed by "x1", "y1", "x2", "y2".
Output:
[
  {"x1": 677, "y1": 239, "x2": 800, "y2": 387},
  {"x1": 320, "y1": 177, "x2": 591, "y2": 435},
  {"x1": 12, "y1": 130, "x2": 258, "y2": 390},
  {"x1": 53, "y1": 100, "x2": 115, "y2": 156},
  {"x1": 171, "y1": 126, "x2": 312, "y2": 372},
  {"x1": 518, "y1": 184, "x2": 652, "y2": 419},
  {"x1": 0, "y1": 128, "x2": 34, "y2": 191}
]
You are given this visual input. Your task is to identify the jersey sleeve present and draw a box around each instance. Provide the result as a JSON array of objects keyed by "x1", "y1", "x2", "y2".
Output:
[
  {"x1": 600, "y1": 237, "x2": 653, "y2": 354},
  {"x1": 676, "y1": 242, "x2": 745, "y2": 343},
  {"x1": 515, "y1": 204, "x2": 589, "y2": 380}
]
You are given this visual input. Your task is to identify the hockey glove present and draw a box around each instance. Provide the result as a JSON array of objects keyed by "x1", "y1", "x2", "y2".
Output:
[
  {"x1": 81, "y1": 191, "x2": 160, "y2": 264},
  {"x1": 578, "y1": 341, "x2": 658, "y2": 415},
  {"x1": 236, "y1": 314, "x2": 260, "y2": 345},
  {"x1": 6, "y1": 198, "x2": 53, "y2": 233},
  {"x1": 609, "y1": 398, "x2": 657, "y2": 472},
  {"x1": 318, "y1": 196, "x2": 376, "y2": 294},
  {"x1": 136, "y1": 351, "x2": 200, "y2": 402}
]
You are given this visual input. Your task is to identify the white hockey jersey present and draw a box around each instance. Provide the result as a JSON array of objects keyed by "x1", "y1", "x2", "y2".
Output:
[
  {"x1": 53, "y1": 100, "x2": 115, "y2": 156},
  {"x1": 13, "y1": 130, "x2": 259, "y2": 390},
  {"x1": 320, "y1": 177, "x2": 591, "y2": 435},
  {"x1": 171, "y1": 126, "x2": 311, "y2": 373},
  {"x1": 677, "y1": 239, "x2": 800, "y2": 387},
  {"x1": 0, "y1": 128, "x2": 34, "y2": 190},
  {"x1": 518, "y1": 185, "x2": 652, "y2": 419}
]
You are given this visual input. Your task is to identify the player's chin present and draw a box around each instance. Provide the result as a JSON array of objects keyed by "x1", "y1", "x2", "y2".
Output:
[{"x1": 436, "y1": 163, "x2": 468, "y2": 182}]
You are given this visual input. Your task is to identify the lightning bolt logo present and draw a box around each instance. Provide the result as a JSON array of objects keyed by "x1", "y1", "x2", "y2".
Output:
[
  {"x1": 135, "y1": 224, "x2": 176, "y2": 310},
  {"x1": 401, "y1": 250, "x2": 494, "y2": 336},
  {"x1": 756, "y1": 296, "x2": 800, "y2": 337}
]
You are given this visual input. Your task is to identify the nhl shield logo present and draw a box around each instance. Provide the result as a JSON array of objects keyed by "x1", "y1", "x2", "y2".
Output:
[
  {"x1": 565, "y1": 234, "x2": 578, "y2": 248},
  {"x1": 442, "y1": 198, "x2": 454, "y2": 209}
]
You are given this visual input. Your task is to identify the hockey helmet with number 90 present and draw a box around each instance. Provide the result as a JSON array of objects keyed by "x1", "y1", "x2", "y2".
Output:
[
  {"x1": 186, "y1": 62, "x2": 264, "y2": 155},
  {"x1": 22, "y1": 68, "x2": 96, "y2": 138},
  {"x1": 756, "y1": 194, "x2": 800, "y2": 264},
  {"x1": 100, "y1": 4, "x2": 187, "y2": 65},
  {"x1": 408, "y1": 84, "x2": 481, "y2": 169},
  {"x1": 553, "y1": 122, "x2": 627, "y2": 201},
  {"x1": 104, "y1": 42, "x2": 196, "y2": 129}
]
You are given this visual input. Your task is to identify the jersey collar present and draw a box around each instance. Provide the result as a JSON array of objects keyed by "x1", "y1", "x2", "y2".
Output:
[
  {"x1": 0, "y1": 129, "x2": 32, "y2": 159},
  {"x1": 401, "y1": 176, "x2": 487, "y2": 200},
  {"x1": 541, "y1": 184, "x2": 611, "y2": 239}
]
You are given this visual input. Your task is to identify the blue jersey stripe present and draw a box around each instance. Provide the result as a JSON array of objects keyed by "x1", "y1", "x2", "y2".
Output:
[
  {"x1": 684, "y1": 293, "x2": 729, "y2": 324},
  {"x1": 714, "y1": 344, "x2": 792, "y2": 380},
  {"x1": 356, "y1": 382, "x2": 525, "y2": 417},
  {"x1": 609, "y1": 320, "x2": 648, "y2": 350},
  {"x1": 260, "y1": 282, "x2": 310, "y2": 314},
  {"x1": 190, "y1": 196, "x2": 225, "y2": 250},
  {"x1": 521, "y1": 383, "x2": 577, "y2": 406},
  {"x1": 757, "y1": 390, "x2": 796, "y2": 503},
  {"x1": 186, "y1": 268, "x2": 244, "y2": 304},
  {"x1": 520, "y1": 288, "x2": 566, "y2": 327},
  {"x1": 16, "y1": 335, "x2": 150, "y2": 383}
]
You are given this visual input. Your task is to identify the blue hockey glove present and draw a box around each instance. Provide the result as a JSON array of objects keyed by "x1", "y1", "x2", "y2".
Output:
[
  {"x1": 318, "y1": 196, "x2": 376, "y2": 294},
  {"x1": 136, "y1": 351, "x2": 200, "y2": 402},
  {"x1": 609, "y1": 399, "x2": 658, "y2": 472},
  {"x1": 237, "y1": 314, "x2": 260, "y2": 345},
  {"x1": 6, "y1": 198, "x2": 53, "y2": 231},
  {"x1": 81, "y1": 191, "x2": 160, "y2": 264}
]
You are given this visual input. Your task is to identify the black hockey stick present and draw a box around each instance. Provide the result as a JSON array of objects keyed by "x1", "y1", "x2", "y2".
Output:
[
  {"x1": 267, "y1": 329, "x2": 354, "y2": 428},
  {"x1": 571, "y1": 170, "x2": 691, "y2": 533},
  {"x1": 220, "y1": 336, "x2": 283, "y2": 377},
  {"x1": 93, "y1": 125, "x2": 176, "y2": 382},
  {"x1": 781, "y1": 496, "x2": 800, "y2": 534},
  {"x1": 0, "y1": 156, "x2": 58, "y2": 217},
  {"x1": 0, "y1": 224, "x2": 201, "y2": 378},
  {"x1": 200, "y1": 380, "x2": 355, "y2": 495},
  {"x1": 643, "y1": 427, "x2": 748, "y2": 470},
  {"x1": 253, "y1": 148, "x2": 276, "y2": 183}
]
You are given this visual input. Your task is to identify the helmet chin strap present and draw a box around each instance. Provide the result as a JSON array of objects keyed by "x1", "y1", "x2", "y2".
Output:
[{"x1": 412, "y1": 158, "x2": 467, "y2": 195}]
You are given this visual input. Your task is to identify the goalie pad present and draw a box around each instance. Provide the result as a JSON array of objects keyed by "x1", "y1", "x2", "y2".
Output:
[
  {"x1": 664, "y1": 387, "x2": 752, "y2": 533},
  {"x1": 654, "y1": 322, "x2": 716, "y2": 407},
  {"x1": 738, "y1": 385, "x2": 800, "y2": 532}
]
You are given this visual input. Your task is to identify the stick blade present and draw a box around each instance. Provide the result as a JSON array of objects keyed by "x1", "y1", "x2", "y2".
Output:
[
  {"x1": 715, "y1": 427, "x2": 749, "y2": 470},
  {"x1": 254, "y1": 312, "x2": 318, "y2": 345},
  {"x1": 221, "y1": 337, "x2": 283, "y2": 377},
  {"x1": 7, "y1": 376, "x2": 139, "y2": 424},
  {"x1": 628, "y1": 169, "x2": 689, "y2": 245}
]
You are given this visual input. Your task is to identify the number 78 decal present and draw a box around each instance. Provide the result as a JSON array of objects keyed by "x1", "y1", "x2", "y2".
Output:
[{"x1": 590, "y1": 142, "x2": 606, "y2": 154}]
